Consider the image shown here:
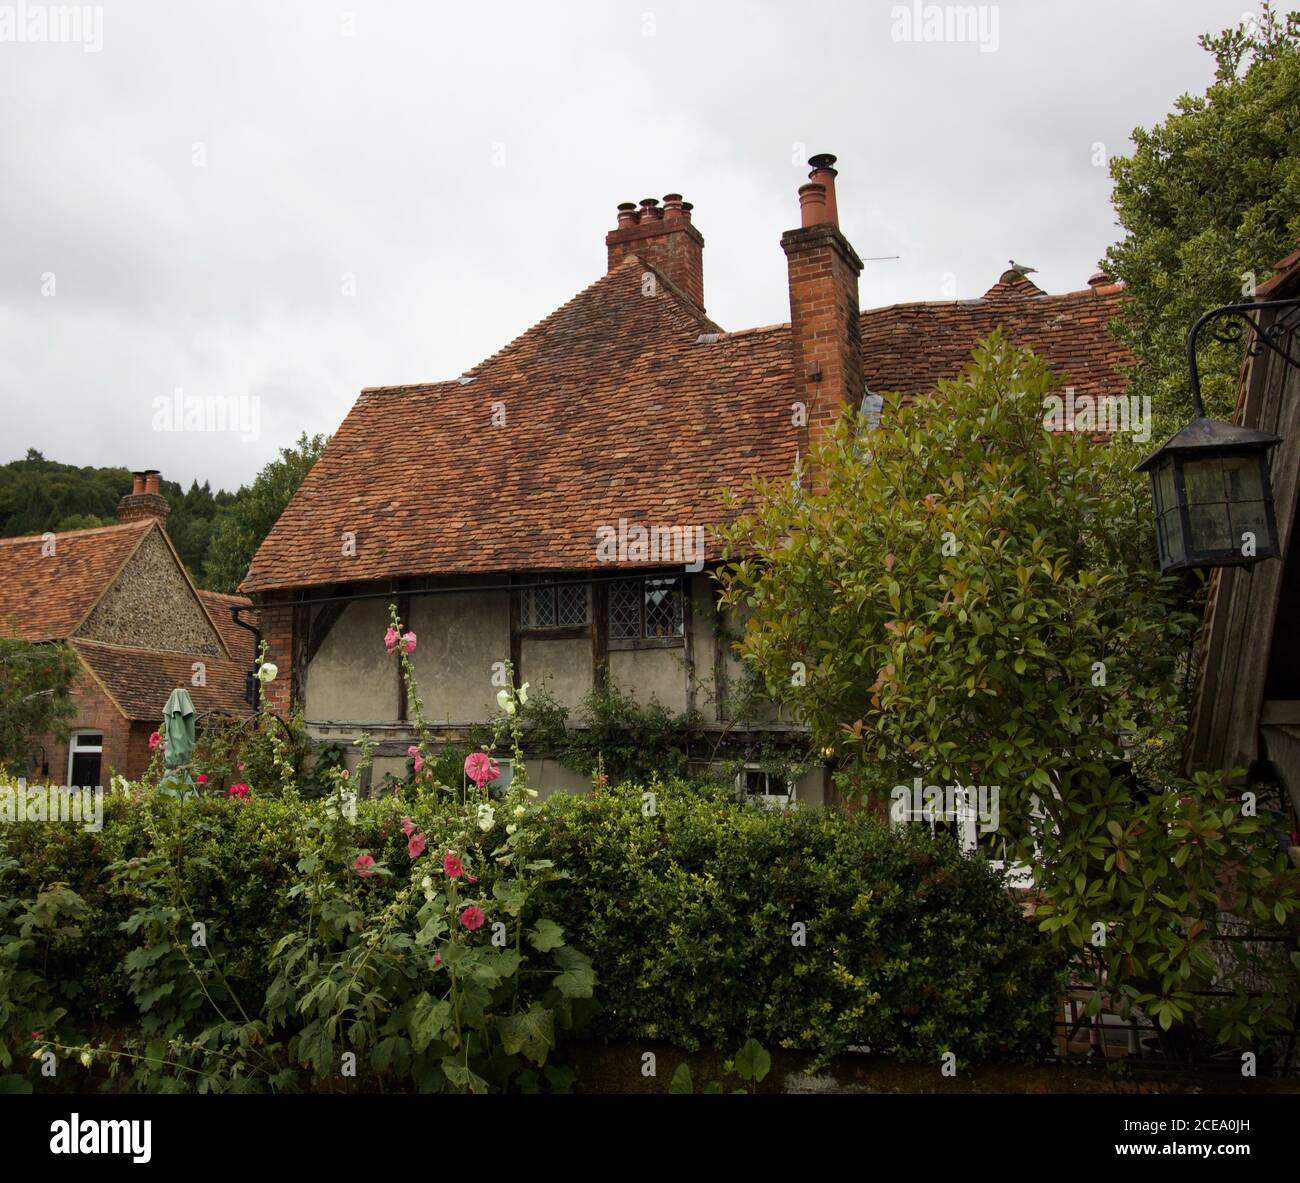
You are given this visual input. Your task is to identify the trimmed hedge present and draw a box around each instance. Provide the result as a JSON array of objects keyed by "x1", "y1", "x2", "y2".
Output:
[
  {"x1": 1, "y1": 780, "x2": 1066, "y2": 1068},
  {"x1": 527, "y1": 781, "x2": 1066, "y2": 1063}
]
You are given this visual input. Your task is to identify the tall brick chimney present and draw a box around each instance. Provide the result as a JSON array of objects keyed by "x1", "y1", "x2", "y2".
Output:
[
  {"x1": 606, "y1": 193, "x2": 705, "y2": 310},
  {"x1": 117, "y1": 469, "x2": 171, "y2": 525},
  {"x1": 781, "y1": 154, "x2": 863, "y2": 461}
]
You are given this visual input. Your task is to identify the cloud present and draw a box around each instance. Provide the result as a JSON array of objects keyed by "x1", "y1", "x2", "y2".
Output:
[{"x1": 0, "y1": 0, "x2": 1246, "y2": 488}]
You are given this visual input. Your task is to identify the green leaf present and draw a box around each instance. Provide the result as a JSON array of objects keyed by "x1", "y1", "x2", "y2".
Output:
[
  {"x1": 552, "y1": 945, "x2": 595, "y2": 999},
  {"x1": 496, "y1": 1004, "x2": 555, "y2": 1067},
  {"x1": 733, "y1": 1038, "x2": 771, "y2": 1084},
  {"x1": 669, "y1": 1063, "x2": 693, "y2": 1094},
  {"x1": 527, "y1": 919, "x2": 565, "y2": 953},
  {"x1": 409, "y1": 992, "x2": 453, "y2": 1054},
  {"x1": 297, "y1": 1021, "x2": 333, "y2": 1075}
]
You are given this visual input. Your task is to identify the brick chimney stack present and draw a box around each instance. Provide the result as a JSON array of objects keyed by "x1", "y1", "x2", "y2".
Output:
[
  {"x1": 781, "y1": 154, "x2": 864, "y2": 464},
  {"x1": 117, "y1": 469, "x2": 171, "y2": 525},
  {"x1": 606, "y1": 192, "x2": 705, "y2": 310}
]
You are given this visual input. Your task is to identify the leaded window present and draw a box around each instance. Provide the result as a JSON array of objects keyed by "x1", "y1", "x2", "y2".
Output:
[
  {"x1": 608, "y1": 576, "x2": 684, "y2": 640},
  {"x1": 522, "y1": 578, "x2": 589, "y2": 628}
]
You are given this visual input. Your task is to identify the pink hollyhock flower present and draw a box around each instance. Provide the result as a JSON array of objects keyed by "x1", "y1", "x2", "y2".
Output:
[
  {"x1": 196, "y1": 774, "x2": 207, "y2": 784},
  {"x1": 424, "y1": 771, "x2": 433, "y2": 781},
  {"x1": 443, "y1": 853, "x2": 463, "y2": 879},
  {"x1": 148, "y1": 731, "x2": 162, "y2": 750},
  {"x1": 402, "y1": 816, "x2": 414, "y2": 837},
  {"x1": 384, "y1": 626, "x2": 400, "y2": 653},
  {"x1": 228, "y1": 783, "x2": 249, "y2": 799},
  {"x1": 464, "y1": 752, "x2": 500, "y2": 788},
  {"x1": 459, "y1": 905, "x2": 485, "y2": 931},
  {"x1": 353, "y1": 853, "x2": 375, "y2": 878},
  {"x1": 402, "y1": 631, "x2": 417, "y2": 654},
  {"x1": 408, "y1": 832, "x2": 427, "y2": 859},
  {"x1": 340, "y1": 769, "x2": 349, "y2": 780},
  {"x1": 433, "y1": 954, "x2": 442, "y2": 967},
  {"x1": 466, "y1": 874, "x2": 478, "y2": 884}
]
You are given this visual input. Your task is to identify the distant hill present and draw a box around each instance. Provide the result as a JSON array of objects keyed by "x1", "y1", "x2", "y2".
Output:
[{"x1": 0, "y1": 450, "x2": 237, "y2": 586}]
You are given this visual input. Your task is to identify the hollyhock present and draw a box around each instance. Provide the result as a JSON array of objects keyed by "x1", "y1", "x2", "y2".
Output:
[
  {"x1": 476, "y1": 803, "x2": 495, "y2": 832},
  {"x1": 464, "y1": 751, "x2": 500, "y2": 788},
  {"x1": 408, "y1": 832, "x2": 427, "y2": 859},
  {"x1": 228, "y1": 783, "x2": 250, "y2": 799},
  {"x1": 353, "y1": 853, "x2": 375, "y2": 878},
  {"x1": 401, "y1": 631, "x2": 417, "y2": 654},
  {"x1": 459, "y1": 905, "x2": 485, "y2": 931},
  {"x1": 384, "y1": 626, "x2": 401, "y2": 653},
  {"x1": 196, "y1": 774, "x2": 207, "y2": 784},
  {"x1": 443, "y1": 853, "x2": 463, "y2": 879},
  {"x1": 402, "y1": 816, "x2": 414, "y2": 837},
  {"x1": 148, "y1": 731, "x2": 162, "y2": 749},
  {"x1": 466, "y1": 874, "x2": 478, "y2": 884},
  {"x1": 433, "y1": 954, "x2": 442, "y2": 967}
]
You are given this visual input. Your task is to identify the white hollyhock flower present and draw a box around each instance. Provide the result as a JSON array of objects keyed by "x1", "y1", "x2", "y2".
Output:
[
  {"x1": 496, "y1": 689, "x2": 517, "y2": 716},
  {"x1": 518, "y1": 682, "x2": 529, "y2": 705},
  {"x1": 476, "y1": 804, "x2": 496, "y2": 832},
  {"x1": 513, "y1": 805, "x2": 525, "y2": 818},
  {"x1": 256, "y1": 662, "x2": 278, "y2": 683}
]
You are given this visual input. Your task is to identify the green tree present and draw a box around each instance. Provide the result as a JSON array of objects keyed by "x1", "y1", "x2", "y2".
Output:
[
  {"x1": 0, "y1": 638, "x2": 79, "y2": 775},
  {"x1": 715, "y1": 333, "x2": 1300, "y2": 1054},
  {"x1": 202, "y1": 433, "x2": 328, "y2": 594},
  {"x1": 1105, "y1": 2, "x2": 1300, "y2": 425}
]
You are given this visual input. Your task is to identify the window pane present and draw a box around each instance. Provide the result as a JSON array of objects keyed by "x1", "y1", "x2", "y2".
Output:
[
  {"x1": 556, "y1": 582, "x2": 590, "y2": 626},
  {"x1": 609, "y1": 581, "x2": 642, "y2": 639},
  {"x1": 643, "y1": 578, "x2": 683, "y2": 637},
  {"x1": 523, "y1": 585, "x2": 556, "y2": 628},
  {"x1": 1188, "y1": 504, "x2": 1231, "y2": 554},
  {"x1": 73, "y1": 733, "x2": 103, "y2": 749},
  {"x1": 1183, "y1": 457, "x2": 1225, "y2": 505}
]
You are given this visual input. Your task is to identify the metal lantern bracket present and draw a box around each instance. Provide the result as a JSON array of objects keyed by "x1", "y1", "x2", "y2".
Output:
[{"x1": 1186, "y1": 296, "x2": 1300, "y2": 417}]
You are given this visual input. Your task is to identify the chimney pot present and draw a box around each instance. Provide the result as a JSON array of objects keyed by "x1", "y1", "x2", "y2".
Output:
[
  {"x1": 144, "y1": 470, "x2": 161, "y2": 495},
  {"x1": 798, "y1": 182, "x2": 829, "y2": 228},
  {"x1": 117, "y1": 468, "x2": 170, "y2": 526},
  {"x1": 807, "y1": 154, "x2": 840, "y2": 226},
  {"x1": 662, "y1": 193, "x2": 685, "y2": 220},
  {"x1": 131, "y1": 471, "x2": 146, "y2": 495},
  {"x1": 639, "y1": 197, "x2": 663, "y2": 220},
  {"x1": 616, "y1": 202, "x2": 639, "y2": 228}
]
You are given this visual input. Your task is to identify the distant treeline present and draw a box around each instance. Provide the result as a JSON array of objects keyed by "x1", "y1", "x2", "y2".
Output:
[{"x1": 0, "y1": 438, "x2": 326, "y2": 593}]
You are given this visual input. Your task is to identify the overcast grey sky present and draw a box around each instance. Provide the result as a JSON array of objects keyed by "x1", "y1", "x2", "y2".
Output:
[{"x1": 0, "y1": 0, "x2": 1259, "y2": 489}]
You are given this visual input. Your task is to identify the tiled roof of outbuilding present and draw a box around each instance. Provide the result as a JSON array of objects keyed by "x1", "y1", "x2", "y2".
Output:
[
  {"x1": 0, "y1": 520, "x2": 152, "y2": 639},
  {"x1": 72, "y1": 638, "x2": 253, "y2": 722}
]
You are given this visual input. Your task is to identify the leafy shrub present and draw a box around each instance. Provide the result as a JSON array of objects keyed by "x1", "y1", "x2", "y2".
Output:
[{"x1": 523, "y1": 778, "x2": 1068, "y2": 1066}]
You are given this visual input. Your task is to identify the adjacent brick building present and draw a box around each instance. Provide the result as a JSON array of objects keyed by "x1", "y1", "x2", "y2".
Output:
[{"x1": 1, "y1": 474, "x2": 258, "y2": 784}]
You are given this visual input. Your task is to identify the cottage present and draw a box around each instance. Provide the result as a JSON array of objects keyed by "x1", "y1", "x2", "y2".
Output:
[
  {"x1": 241, "y1": 156, "x2": 1130, "y2": 803},
  {"x1": 0, "y1": 472, "x2": 258, "y2": 784}
]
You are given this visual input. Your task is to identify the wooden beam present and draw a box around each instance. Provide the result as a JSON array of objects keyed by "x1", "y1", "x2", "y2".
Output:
[{"x1": 592, "y1": 580, "x2": 608, "y2": 691}]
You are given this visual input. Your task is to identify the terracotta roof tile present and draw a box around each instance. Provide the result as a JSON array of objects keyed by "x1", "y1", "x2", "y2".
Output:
[
  {"x1": 243, "y1": 261, "x2": 1132, "y2": 593},
  {"x1": 859, "y1": 282, "x2": 1131, "y2": 402},
  {"x1": 244, "y1": 256, "x2": 798, "y2": 591},
  {"x1": 0, "y1": 520, "x2": 152, "y2": 639},
  {"x1": 72, "y1": 638, "x2": 253, "y2": 722},
  {"x1": 197, "y1": 590, "x2": 258, "y2": 668}
]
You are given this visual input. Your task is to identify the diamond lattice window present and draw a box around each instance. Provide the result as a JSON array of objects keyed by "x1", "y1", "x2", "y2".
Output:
[
  {"x1": 523, "y1": 579, "x2": 589, "y2": 629},
  {"x1": 609, "y1": 581, "x2": 642, "y2": 639},
  {"x1": 644, "y1": 578, "x2": 683, "y2": 637}
]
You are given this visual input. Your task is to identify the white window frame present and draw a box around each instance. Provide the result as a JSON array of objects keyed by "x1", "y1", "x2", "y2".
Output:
[
  {"x1": 67, "y1": 730, "x2": 103, "y2": 788},
  {"x1": 736, "y1": 764, "x2": 796, "y2": 810}
]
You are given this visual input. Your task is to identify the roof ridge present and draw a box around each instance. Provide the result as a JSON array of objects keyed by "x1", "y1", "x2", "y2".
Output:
[{"x1": 0, "y1": 518, "x2": 150, "y2": 546}]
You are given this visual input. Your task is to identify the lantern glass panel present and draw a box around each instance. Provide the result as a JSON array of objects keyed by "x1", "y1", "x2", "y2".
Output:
[
  {"x1": 1183, "y1": 456, "x2": 1224, "y2": 504},
  {"x1": 1159, "y1": 506, "x2": 1186, "y2": 567}
]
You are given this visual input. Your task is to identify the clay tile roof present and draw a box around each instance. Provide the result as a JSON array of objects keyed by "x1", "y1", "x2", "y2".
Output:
[
  {"x1": 0, "y1": 520, "x2": 152, "y2": 639},
  {"x1": 243, "y1": 256, "x2": 798, "y2": 592},
  {"x1": 197, "y1": 590, "x2": 258, "y2": 668},
  {"x1": 72, "y1": 638, "x2": 253, "y2": 722},
  {"x1": 859, "y1": 280, "x2": 1130, "y2": 403}
]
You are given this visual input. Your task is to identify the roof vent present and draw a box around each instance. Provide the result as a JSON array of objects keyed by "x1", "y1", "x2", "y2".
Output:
[
  {"x1": 457, "y1": 375, "x2": 476, "y2": 385},
  {"x1": 696, "y1": 332, "x2": 721, "y2": 345}
]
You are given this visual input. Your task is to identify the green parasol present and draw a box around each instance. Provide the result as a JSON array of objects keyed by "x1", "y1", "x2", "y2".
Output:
[{"x1": 162, "y1": 688, "x2": 196, "y2": 768}]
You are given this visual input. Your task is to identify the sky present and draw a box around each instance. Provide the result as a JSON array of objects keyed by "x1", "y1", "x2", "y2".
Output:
[{"x1": 0, "y1": 0, "x2": 1262, "y2": 491}]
